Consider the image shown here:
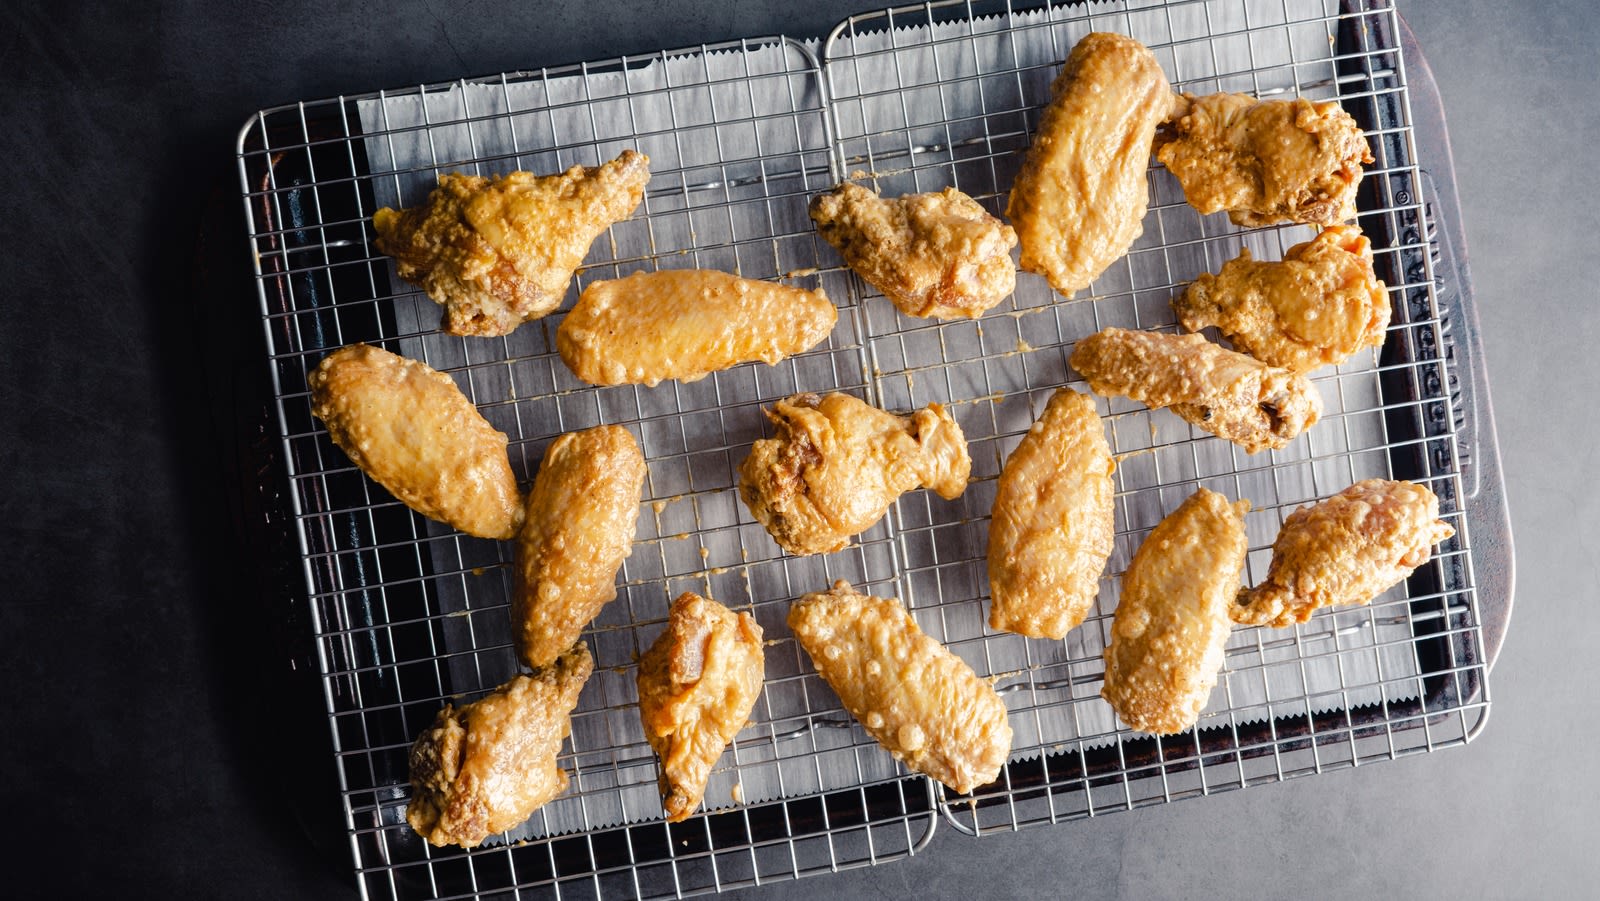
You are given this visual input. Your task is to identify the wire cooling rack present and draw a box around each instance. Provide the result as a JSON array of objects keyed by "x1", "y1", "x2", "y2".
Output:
[{"x1": 235, "y1": 0, "x2": 1506, "y2": 897}]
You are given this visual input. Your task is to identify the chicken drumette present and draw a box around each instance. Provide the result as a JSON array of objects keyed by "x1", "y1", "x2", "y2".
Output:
[
  {"x1": 556, "y1": 269, "x2": 837, "y2": 387},
  {"x1": 374, "y1": 150, "x2": 650, "y2": 336},
  {"x1": 987, "y1": 388, "x2": 1116, "y2": 639},
  {"x1": 810, "y1": 182, "x2": 1018, "y2": 320},
  {"x1": 1175, "y1": 225, "x2": 1389, "y2": 373},
  {"x1": 738, "y1": 392, "x2": 971, "y2": 555},
  {"x1": 1102, "y1": 489, "x2": 1249, "y2": 736},
  {"x1": 1156, "y1": 93, "x2": 1372, "y2": 228},
  {"x1": 1070, "y1": 328, "x2": 1321, "y2": 453},
  {"x1": 637, "y1": 592, "x2": 765, "y2": 823},
  {"x1": 1233, "y1": 479, "x2": 1455, "y2": 628},
  {"x1": 789, "y1": 581, "x2": 1012, "y2": 794},
  {"x1": 406, "y1": 643, "x2": 593, "y2": 848},
  {"x1": 1007, "y1": 32, "x2": 1179, "y2": 297}
]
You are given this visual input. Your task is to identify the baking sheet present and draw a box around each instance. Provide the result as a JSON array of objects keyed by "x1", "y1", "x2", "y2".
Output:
[{"x1": 348, "y1": 0, "x2": 1425, "y2": 841}]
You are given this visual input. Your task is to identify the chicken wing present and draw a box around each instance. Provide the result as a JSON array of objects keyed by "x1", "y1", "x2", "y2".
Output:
[
  {"x1": 512, "y1": 425, "x2": 645, "y2": 669},
  {"x1": 738, "y1": 392, "x2": 970, "y2": 556},
  {"x1": 1233, "y1": 479, "x2": 1455, "y2": 628},
  {"x1": 1006, "y1": 32, "x2": 1179, "y2": 297},
  {"x1": 987, "y1": 389, "x2": 1116, "y2": 639},
  {"x1": 1155, "y1": 93, "x2": 1372, "y2": 228},
  {"x1": 374, "y1": 150, "x2": 650, "y2": 337},
  {"x1": 637, "y1": 592, "x2": 765, "y2": 822},
  {"x1": 307, "y1": 343, "x2": 523, "y2": 539},
  {"x1": 1175, "y1": 225, "x2": 1389, "y2": 373},
  {"x1": 789, "y1": 581, "x2": 1012, "y2": 794},
  {"x1": 406, "y1": 643, "x2": 593, "y2": 848},
  {"x1": 1102, "y1": 489, "x2": 1249, "y2": 735},
  {"x1": 1070, "y1": 328, "x2": 1321, "y2": 453},
  {"x1": 556, "y1": 269, "x2": 837, "y2": 386},
  {"x1": 809, "y1": 182, "x2": 1018, "y2": 319}
]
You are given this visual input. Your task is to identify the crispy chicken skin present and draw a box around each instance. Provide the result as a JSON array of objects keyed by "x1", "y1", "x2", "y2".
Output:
[
  {"x1": 789, "y1": 581, "x2": 1012, "y2": 794},
  {"x1": 307, "y1": 344, "x2": 523, "y2": 539},
  {"x1": 1234, "y1": 479, "x2": 1455, "y2": 628},
  {"x1": 556, "y1": 269, "x2": 837, "y2": 386},
  {"x1": 1070, "y1": 328, "x2": 1321, "y2": 453},
  {"x1": 738, "y1": 393, "x2": 971, "y2": 556},
  {"x1": 1175, "y1": 225, "x2": 1389, "y2": 373},
  {"x1": 373, "y1": 150, "x2": 650, "y2": 337},
  {"x1": 810, "y1": 182, "x2": 1018, "y2": 319},
  {"x1": 1156, "y1": 93, "x2": 1372, "y2": 228},
  {"x1": 513, "y1": 426, "x2": 645, "y2": 669},
  {"x1": 1102, "y1": 489, "x2": 1249, "y2": 735},
  {"x1": 637, "y1": 593, "x2": 765, "y2": 822},
  {"x1": 987, "y1": 389, "x2": 1116, "y2": 639},
  {"x1": 1006, "y1": 32, "x2": 1179, "y2": 297},
  {"x1": 406, "y1": 643, "x2": 594, "y2": 848}
]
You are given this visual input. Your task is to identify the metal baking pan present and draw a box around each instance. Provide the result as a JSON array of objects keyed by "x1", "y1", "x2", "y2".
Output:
[{"x1": 233, "y1": 0, "x2": 1511, "y2": 896}]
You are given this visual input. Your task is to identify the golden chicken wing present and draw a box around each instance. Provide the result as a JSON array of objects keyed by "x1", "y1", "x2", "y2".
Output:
[
  {"x1": 374, "y1": 150, "x2": 650, "y2": 337},
  {"x1": 1006, "y1": 32, "x2": 1178, "y2": 297},
  {"x1": 789, "y1": 581, "x2": 1012, "y2": 794},
  {"x1": 1102, "y1": 489, "x2": 1249, "y2": 735},
  {"x1": 307, "y1": 343, "x2": 523, "y2": 540},
  {"x1": 1233, "y1": 479, "x2": 1455, "y2": 628},
  {"x1": 738, "y1": 392, "x2": 971, "y2": 556},
  {"x1": 1156, "y1": 93, "x2": 1372, "y2": 228},
  {"x1": 406, "y1": 643, "x2": 594, "y2": 848},
  {"x1": 1070, "y1": 328, "x2": 1321, "y2": 453},
  {"x1": 512, "y1": 426, "x2": 645, "y2": 669},
  {"x1": 637, "y1": 592, "x2": 765, "y2": 822},
  {"x1": 809, "y1": 182, "x2": 1018, "y2": 319},
  {"x1": 556, "y1": 269, "x2": 837, "y2": 386},
  {"x1": 987, "y1": 388, "x2": 1116, "y2": 639},
  {"x1": 1175, "y1": 225, "x2": 1389, "y2": 373}
]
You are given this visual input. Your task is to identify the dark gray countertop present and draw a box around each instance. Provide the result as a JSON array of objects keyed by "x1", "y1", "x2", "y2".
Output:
[{"x1": 1, "y1": 0, "x2": 1589, "y2": 897}]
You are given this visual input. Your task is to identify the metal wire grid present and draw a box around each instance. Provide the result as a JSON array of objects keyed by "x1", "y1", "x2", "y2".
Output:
[
  {"x1": 814, "y1": 0, "x2": 1486, "y2": 835},
  {"x1": 233, "y1": 0, "x2": 1489, "y2": 897}
]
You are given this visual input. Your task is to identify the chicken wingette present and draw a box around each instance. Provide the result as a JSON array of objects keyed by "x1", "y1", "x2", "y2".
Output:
[
  {"x1": 789, "y1": 581, "x2": 1012, "y2": 794},
  {"x1": 1102, "y1": 489, "x2": 1249, "y2": 735},
  {"x1": 307, "y1": 343, "x2": 523, "y2": 539},
  {"x1": 987, "y1": 389, "x2": 1116, "y2": 639},
  {"x1": 1006, "y1": 32, "x2": 1178, "y2": 297}
]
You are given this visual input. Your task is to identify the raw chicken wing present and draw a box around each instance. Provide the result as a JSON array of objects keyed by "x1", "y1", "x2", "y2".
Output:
[
  {"x1": 1102, "y1": 489, "x2": 1249, "y2": 735},
  {"x1": 1006, "y1": 32, "x2": 1179, "y2": 297},
  {"x1": 789, "y1": 581, "x2": 1012, "y2": 794},
  {"x1": 557, "y1": 269, "x2": 837, "y2": 386},
  {"x1": 637, "y1": 592, "x2": 765, "y2": 822},
  {"x1": 738, "y1": 392, "x2": 970, "y2": 555},
  {"x1": 1233, "y1": 479, "x2": 1455, "y2": 627},
  {"x1": 1156, "y1": 94, "x2": 1372, "y2": 227},
  {"x1": 1070, "y1": 328, "x2": 1320, "y2": 453},
  {"x1": 307, "y1": 343, "x2": 523, "y2": 539},
  {"x1": 987, "y1": 389, "x2": 1115, "y2": 638},
  {"x1": 406, "y1": 643, "x2": 593, "y2": 847},
  {"x1": 810, "y1": 182, "x2": 1018, "y2": 319},
  {"x1": 1175, "y1": 225, "x2": 1389, "y2": 373},
  {"x1": 513, "y1": 426, "x2": 645, "y2": 669},
  {"x1": 374, "y1": 150, "x2": 650, "y2": 336}
]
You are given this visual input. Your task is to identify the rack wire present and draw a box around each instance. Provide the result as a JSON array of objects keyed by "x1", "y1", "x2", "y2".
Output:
[{"x1": 236, "y1": 0, "x2": 1495, "y2": 897}]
